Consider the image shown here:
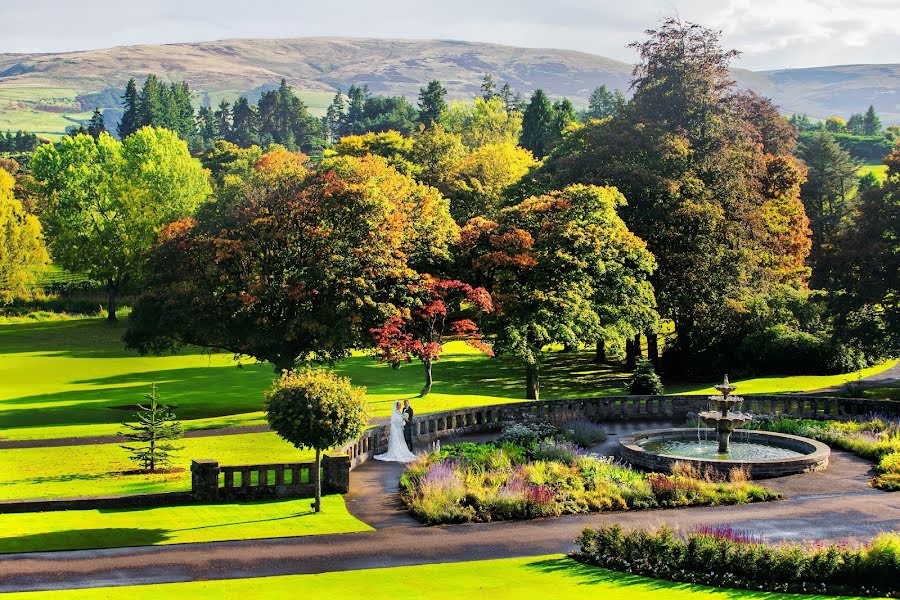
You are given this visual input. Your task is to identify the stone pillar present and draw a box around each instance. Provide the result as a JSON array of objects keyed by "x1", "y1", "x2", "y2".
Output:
[
  {"x1": 191, "y1": 459, "x2": 219, "y2": 502},
  {"x1": 322, "y1": 454, "x2": 351, "y2": 494}
]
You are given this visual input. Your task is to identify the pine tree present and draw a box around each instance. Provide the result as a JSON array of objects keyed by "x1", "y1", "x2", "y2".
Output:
[
  {"x1": 86, "y1": 109, "x2": 106, "y2": 139},
  {"x1": 585, "y1": 84, "x2": 617, "y2": 120},
  {"x1": 323, "y1": 90, "x2": 346, "y2": 145},
  {"x1": 117, "y1": 78, "x2": 140, "y2": 139},
  {"x1": 137, "y1": 74, "x2": 162, "y2": 128},
  {"x1": 551, "y1": 98, "x2": 578, "y2": 146},
  {"x1": 171, "y1": 82, "x2": 196, "y2": 141},
  {"x1": 214, "y1": 100, "x2": 232, "y2": 140},
  {"x1": 345, "y1": 84, "x2": 368, "y2": 135},
  {"x1": 863, "y1": 105, "x2": 882, "y2": 136},
  {"x1": 418, "y1": 80, "x2": 448, "y2": 127},
  {"x1": 520, "y1": 89, "x2": 554, "y2": 158},
  {"x1": 230, "y1": 97, "x2": 257, "y2": 147},
  {"x1": 118, "y1": 384, "x2": 184, "y2": 472},
  {"x1": 196, "y1": 105, "x2": 217, "y2": 150},
  {"x1": 480, "y1": 74, "x2": 497, "y2": 100}
]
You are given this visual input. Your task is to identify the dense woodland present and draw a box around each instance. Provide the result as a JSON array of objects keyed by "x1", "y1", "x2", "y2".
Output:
[{"x1": 2, "y1": 19, "x2": 898, "y2": 395}]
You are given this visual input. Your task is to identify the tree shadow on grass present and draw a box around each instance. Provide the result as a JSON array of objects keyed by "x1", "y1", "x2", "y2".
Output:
[
  {"x1": 522, "y1": 557, "x2": 832, "y2": 599},
  {"x1": 0, "y1": 528, "x2": 171, "y2": 554}
]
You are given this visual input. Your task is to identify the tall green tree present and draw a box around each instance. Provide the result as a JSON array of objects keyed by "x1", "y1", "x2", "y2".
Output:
[
  {"x1": 230, "y1": 97, "x2": 258, "y2": 147},
  {"x1": 32, "y1": 129, "x2": 211, "y2": 320},
  {"x1": 196, "y1": 105, "x2": 217, "y2": 150},
  {"x1": 480, "y1": 74, "x2": 497, "y2": 100},
  {"x1": 323, "y1": 90, "x2": 346, "y2": 145},
  {"x1": 798, "y1": 131, "x2": 859, "y2": 282},
  {"x1": 847, "y1": 113, "x2": 866, "y2": 135},
  {"x1": 584, "y1": 85, "x2": 617, "y2": 120},
  {"x1": 418, "y1": 80, "x2": 448, "y2": 127},
  {"x1": 137, "y1": 75, "x2": 163, "y2": 128},
  {"x1": 214, "y1": 100, "x2": 232, "y2": 140},
  {"x1": 0, "y1": 169, "x2": 48, "y2": 303},
  {"x1": 519, "y1": 89, "x2": 555, "y2": 158},
  {"x1": 118, "y1": 78, "x2": 140, "y2": 139},
  {"x1": 86, "y1": 109, "x2": 106, "y2": 139},
  {"x1": 345, "y1": 84, "x2": 369, "y2": 135},
  {"x1": 863, "y1": 105, "x2": 882, "y2": 136},
  {"x1": 459, "y1": 185, "x2": 656, "y2": 399}
]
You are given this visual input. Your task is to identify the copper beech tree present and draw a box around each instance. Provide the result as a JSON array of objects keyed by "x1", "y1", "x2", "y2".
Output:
[
  {"x1": 370, "y1": 277, "x2": 494, "y2": 396},
  {"x1": 126, "y1": 152, "x2": 457, "y2": 371}
]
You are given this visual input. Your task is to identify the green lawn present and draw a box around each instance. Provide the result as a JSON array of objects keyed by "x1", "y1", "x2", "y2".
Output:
[
  {"x1": 0, "y1": 431, "x2": 318, "y2": 501},
  {"x1": 0, "y1": 496, "x2": 369, "y2": 554},
  {"x1": 859, "y1": 163, "x2": 889, "y2": 182},
  {"x1": 1, "y1": 555, "x2": 862, "y2": 599},
  {"x1": 1, "y1": 317, "x2": 896, "y2": 442}
]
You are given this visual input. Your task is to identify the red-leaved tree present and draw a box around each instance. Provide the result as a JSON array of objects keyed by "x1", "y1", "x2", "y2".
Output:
[{"x1": 371, "y1": 277, "x2": 493, "y2": 396}]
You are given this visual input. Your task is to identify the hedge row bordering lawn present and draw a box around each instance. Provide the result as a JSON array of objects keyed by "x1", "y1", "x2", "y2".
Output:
[{"x1": 575, "y1": 525, "x2": 900, "y2": 597}]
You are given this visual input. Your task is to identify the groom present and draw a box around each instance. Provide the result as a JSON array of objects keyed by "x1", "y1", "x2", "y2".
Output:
[{"x1": 402, "y1": 399, "x2": 414, "y2": 452}]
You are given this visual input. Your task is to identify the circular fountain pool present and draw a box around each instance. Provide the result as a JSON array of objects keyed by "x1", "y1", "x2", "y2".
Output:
[{"x1": 618, "y1": 428, "x2": 830, "y2": 478}]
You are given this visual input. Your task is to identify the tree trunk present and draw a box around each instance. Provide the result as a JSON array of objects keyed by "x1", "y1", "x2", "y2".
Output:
[
  {"x1": 525, "y1": 363, "x2": 540, "y2": 401},
  {"x1": 625, "y1": 338, "x2": 636, "y2": 371},
  {"x1": 633, "y1": 333, "x2": 643, "y2": 359},
  {"x1": 593, "y1": 339, "x2": 606, "y2": 364},
  {"x1": 646, "y1": 330, "x2": 659, "y2": 365},
  {"x1": 313, "y1": 448, "x2": 322, "y2": 513},
  {"x1": 106, "y1": 281, "x2": 118, "y2": 322},
  {"x1": 420, "y1": 359, "x2": 433, "y2": 396}
]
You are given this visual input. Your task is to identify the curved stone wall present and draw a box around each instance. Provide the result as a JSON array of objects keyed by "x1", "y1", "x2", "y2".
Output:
[{"x1": 618, "y1": 428, "x2": 831, "y2": 478}]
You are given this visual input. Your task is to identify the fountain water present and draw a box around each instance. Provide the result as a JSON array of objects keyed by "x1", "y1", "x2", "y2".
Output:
[
  {"x1": 617, "y1": 374, "x2": 831, "y2": 478},
  {"x1": 698, "y1": 375, "x2": 752, "y2": 454}
]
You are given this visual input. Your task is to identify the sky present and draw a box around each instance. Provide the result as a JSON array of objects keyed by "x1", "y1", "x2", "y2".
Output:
[{"x1": 2, "y1": 0, "x2": 898, "y2": 70}]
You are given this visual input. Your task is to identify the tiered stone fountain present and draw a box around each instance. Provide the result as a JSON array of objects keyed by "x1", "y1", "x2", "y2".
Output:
[
  {"x1": 698, "y1": 375, "x2": 752, "y2": 454},
  {"x1": 618, "y1": 375, "x2": 830, "y2": 478}
]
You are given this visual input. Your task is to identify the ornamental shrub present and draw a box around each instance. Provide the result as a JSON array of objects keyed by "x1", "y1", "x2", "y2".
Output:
[
  {"x1": 630, "y1": 359, "x2": 664, "y2": 395},
  {"x1": 266, "y1": 368, "x2": 369, "y2": 512}
]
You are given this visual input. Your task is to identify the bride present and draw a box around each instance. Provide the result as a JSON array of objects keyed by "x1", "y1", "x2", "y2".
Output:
[{"x1": 375, "y1": 401, "x2": 417, "y2": 463}]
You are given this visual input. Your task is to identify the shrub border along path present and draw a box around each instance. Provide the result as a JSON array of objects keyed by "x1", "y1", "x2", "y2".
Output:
[{"x1": 1, "y1": 426, "x2": 897, "y2": 593}]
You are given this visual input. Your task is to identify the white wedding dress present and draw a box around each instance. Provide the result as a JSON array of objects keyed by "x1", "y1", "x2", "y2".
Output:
[{"x1": 374, "y1": 407, "x2": 417, "y2": 463}]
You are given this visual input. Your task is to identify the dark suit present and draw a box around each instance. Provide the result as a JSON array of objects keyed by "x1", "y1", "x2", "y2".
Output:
[{"x1": 402, "y1": 405, "x2": 414, "y2": 451}]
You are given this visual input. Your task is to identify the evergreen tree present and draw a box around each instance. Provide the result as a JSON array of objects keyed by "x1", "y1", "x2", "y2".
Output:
[
  {"x1": 230, "y1": 97, "x2": 258, "y2": 147},
  {"x1": 214, "y1": 100, "x2": 232, "y2": 140},
  {"x1": 86, "y1": 109, "x2": 106, "y2": 139},
  {"x1": 480, "y1": 74, "x2": 497, "y2": 100},
  {"x1": 118, "y1": 78, "x2": 140, "y2": 139},
  {"x1": 418, "y1": 80, "x2": 448, "y2": 127},
  {"x1": 551, "y1": 98, "x2": 578, "y2": 146},
  {"x1": 520, "y1": 89, "x2": 554, "y2": 158},
  {"x1": 360, "y1": 95, "x2": 418, "y2": 135},
  {"x1": 798, "y1": 131, "x2": 859, "y2": 284},
  {"x1": 119, "y1": 384, "x2": 183, "y2": 473},
  {"x1": 585, "y1": 84, "x2": 617, "y2": 120},
  {"x1": 847, "y1": 112, "x2": 866, "y2": 135},
  {"x1": 137, "y1": 74, "x2": 163, "y2": 128},
  {"x1": 323, "y1": 90, "x2": 346, "y2": 145},
  {"x1": 345, "y1": 84, "x2": 368, "y2": 135},
  {"x1": 196, "y1": 105, "x2": 217, "y2": 150},
  {"x1": 171, "y1": 82, "x2": 196, "y2": 141},
  {"x1": 863, "y1": 105, "x2": 882, "y2": 136}
]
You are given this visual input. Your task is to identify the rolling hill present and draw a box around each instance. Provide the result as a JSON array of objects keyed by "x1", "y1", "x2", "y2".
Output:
[{"x1": 0, "y1": 37, "x2": 897, "y2": 139}]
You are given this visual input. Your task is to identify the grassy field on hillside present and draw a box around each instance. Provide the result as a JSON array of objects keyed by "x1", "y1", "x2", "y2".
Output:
[
  {"x1": 1, "y1": 317, "x2": 896, "y2": 442},
  {"x1": 2, "y1": 555, "x2": 860, "y2": 599},
  {"x1": 0, "y1": 496, "x2": 368, "y2": 554}
]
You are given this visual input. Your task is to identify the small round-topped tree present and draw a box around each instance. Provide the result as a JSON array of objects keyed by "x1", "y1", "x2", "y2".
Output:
[{"x1": 698, "y1": 375, "x2": 752, "y2": 453}]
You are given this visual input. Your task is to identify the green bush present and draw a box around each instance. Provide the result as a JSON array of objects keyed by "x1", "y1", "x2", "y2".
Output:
[
  {"x1": 576, "y1": 525, "x2": 900, "y2": 597},
  {"x1": 498, "y1": 422, "x2": 556, "y2": 447},
  {"x1": 563, "y1": 418, "x2": 607, "y2": 448},
  {"x1": 738, "y1": 325, "x2": 865, "y2": 375},
  {"x1": 630, "y1": 359, "x2": 664, "y2": 395}
]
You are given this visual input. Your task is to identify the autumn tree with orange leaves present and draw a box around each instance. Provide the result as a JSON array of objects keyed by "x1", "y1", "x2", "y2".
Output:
[{"x1": 126, "y1": 151, "x2": 458, "y2": 372}]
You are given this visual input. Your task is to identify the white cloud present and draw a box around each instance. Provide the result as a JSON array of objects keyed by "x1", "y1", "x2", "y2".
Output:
[{"x1": 1, "y1": 0, "x2": 897, "y2": 70}]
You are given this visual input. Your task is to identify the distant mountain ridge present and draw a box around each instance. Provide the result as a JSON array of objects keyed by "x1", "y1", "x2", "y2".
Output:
[{"x1": 0, "y1": 37, "x2": 897, "y2": 138}]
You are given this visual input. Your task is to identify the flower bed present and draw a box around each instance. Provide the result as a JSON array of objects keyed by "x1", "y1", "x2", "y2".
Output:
[
  {"x1": 753, "y1": 416, "x2": 900, "y2": 491},
  {"x1": 576, "y1": 524, "x2": 900, "y2": 597},
  {"x1": 399, "y1": 438, "x2": 780, "y2": 524}
]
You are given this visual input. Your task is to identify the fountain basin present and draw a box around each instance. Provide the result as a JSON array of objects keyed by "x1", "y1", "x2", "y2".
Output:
[{"x1": 618, "y1": 428, "x2": 830, "y2": 478}]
